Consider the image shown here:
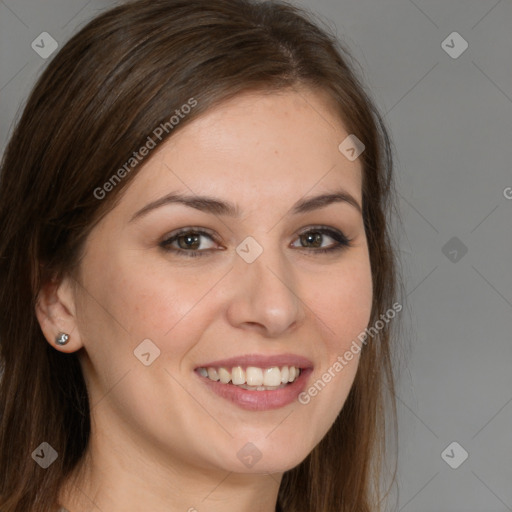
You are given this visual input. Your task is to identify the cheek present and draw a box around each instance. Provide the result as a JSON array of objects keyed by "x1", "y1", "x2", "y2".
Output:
[
  {"x1": 295, "y1": 259, "x2": 372, "y2": 426},
  {"x1": 312, "y1": 257, "x2": 373, "y2": 350},
  {"x1": 87, "y1": 248, "x2": 193, "y2": 329},
  {"x1": 81, "y1": 250, "x2": 224, "y2": 363}
]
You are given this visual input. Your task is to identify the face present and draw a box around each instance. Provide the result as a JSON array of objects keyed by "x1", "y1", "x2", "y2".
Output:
[{"x1": 62, "y1": 87, "x2": 373, "y2": 476}]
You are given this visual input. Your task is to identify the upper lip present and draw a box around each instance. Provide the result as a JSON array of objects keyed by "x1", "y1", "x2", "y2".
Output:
[{"x1": 195, "y1": 353, "x2": 313, "y2": 370}]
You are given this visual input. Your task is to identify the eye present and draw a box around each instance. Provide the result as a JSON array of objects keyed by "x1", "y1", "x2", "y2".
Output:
[
  {"x1": 160, "y1": 228, "x2": 219, "y2": 258},
  {"x1": 159, "y1": 225, "x2": 352, "y2": 258},
  {"x1": 291, "y1": 226, "x2": 352, "y2": 254}
]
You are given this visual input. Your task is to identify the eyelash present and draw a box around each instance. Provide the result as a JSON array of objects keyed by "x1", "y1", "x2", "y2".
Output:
[{"x1": 159, "y1": 225, "x2": 353, "y2": 258}]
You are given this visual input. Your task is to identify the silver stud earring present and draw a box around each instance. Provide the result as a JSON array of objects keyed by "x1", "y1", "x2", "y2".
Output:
[{"x1": 55, "y1": 332, "x2": 70, "y2": 346}]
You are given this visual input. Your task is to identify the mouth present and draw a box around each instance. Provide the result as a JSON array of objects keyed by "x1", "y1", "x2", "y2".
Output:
[
  {"x1": 195, "y1": 365, "x2": 303, "y2": 391},
  {"x1": 194, "y1": 354, "x2": 313, "y2": 411}
]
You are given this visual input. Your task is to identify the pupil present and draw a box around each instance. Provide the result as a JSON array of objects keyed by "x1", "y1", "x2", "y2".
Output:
[
  {"x1": 180, "y1": 233, "x2": 200, "y2": 250},
  {"x1": 302, "y1": 232, "x2": 321, "y2": 248}
]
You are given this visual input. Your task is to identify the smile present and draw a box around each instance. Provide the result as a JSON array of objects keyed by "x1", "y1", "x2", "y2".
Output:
[
  {"x1": 195, "y1": 366, "x2": 312, "y2": 411},
  {"x1": 196, "y1": 365, "x2": 302, "y2": 390}
]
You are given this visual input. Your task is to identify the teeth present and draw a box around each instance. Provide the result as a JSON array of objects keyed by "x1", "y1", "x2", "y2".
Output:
[
  {"x1": 246, "y1": 367, "x2": 263, "y2": 386},
  {"x1": 231, "y1": 366, "x2": 245, "y2": 385},
  {"x1": 218, "y1": 367, "x2": 231, "y2": 384},
  {"x1": 197, "y1": 365, "x2": 302, "y2": 387},
  {"x1": 207, "y1": 367, "x2": 220, "y2": 381},
  {"x1": 263, "y1": 367, "x2": 282, "y2": 387}
]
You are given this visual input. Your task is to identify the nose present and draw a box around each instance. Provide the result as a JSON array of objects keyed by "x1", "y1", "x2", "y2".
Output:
[{"x1": 224, "y1": 238, "x2": 306, "y2": 338}]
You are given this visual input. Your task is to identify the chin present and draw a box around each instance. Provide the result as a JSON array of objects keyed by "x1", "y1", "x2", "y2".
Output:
[{"x1": 217, "y1": 443, "x2": 312, "y2": 475}]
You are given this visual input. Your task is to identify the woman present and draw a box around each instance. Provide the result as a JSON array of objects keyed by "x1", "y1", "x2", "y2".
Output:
[{"x1": 0, "y1": 0, "x2": 403, "y2": 510}]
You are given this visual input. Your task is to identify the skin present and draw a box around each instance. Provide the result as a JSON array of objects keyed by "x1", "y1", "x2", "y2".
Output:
[{"x1": 36, "y1": 86, "x2": 373, "y2": 512}]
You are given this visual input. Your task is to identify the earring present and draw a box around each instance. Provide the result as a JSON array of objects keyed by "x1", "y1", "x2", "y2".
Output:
[{"x1": 55, "y1": 332, "x2": 70, "y2": 346}]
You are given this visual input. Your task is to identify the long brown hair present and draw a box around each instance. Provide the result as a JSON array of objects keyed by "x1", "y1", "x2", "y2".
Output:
[{"x1": 0, "y1": 0, "x2": 403, "y2": 510}]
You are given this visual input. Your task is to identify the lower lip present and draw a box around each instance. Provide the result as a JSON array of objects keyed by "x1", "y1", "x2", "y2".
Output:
[{"x1": 196, "y1": 368, "x2": 313, "y2": 411}]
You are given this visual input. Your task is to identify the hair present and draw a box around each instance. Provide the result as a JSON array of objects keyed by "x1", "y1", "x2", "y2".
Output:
[{"x1": 0, "y1": 0, "x2": 404, "y2": 510}]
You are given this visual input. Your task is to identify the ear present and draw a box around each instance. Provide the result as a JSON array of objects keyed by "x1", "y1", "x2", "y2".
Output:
[{"x1": 35, "y1": 274, "x2": 84, "y2": 353}]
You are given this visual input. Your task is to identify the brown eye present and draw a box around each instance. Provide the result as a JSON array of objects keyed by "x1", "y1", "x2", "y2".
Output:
[
  {"x1": 176, "y1": 232, "x2": 201, "y2": 250},
  {"x1": 292, "y1": 227, "x2": 352, "y2": 253},
  {"x1": 160, "y1": 228, "x2": 219, "y2": 257},
  {"x1": 299, "y1": 231, "x2": 323, "y2": 248}
]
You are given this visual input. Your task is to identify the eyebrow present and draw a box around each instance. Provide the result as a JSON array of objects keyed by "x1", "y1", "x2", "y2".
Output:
[{"x1": 129, "y1": 188, "x2": 362, "y2": 223}]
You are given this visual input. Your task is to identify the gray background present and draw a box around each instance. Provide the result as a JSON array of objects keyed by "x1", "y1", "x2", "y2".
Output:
[{"x1": 1, "y1": 0, "x2": 511, "y2": 510}]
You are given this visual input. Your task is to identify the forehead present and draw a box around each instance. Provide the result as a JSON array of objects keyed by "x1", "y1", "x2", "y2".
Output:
[{"x1": 116, "y1": 87, "x2": 363, "y2": 218}]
